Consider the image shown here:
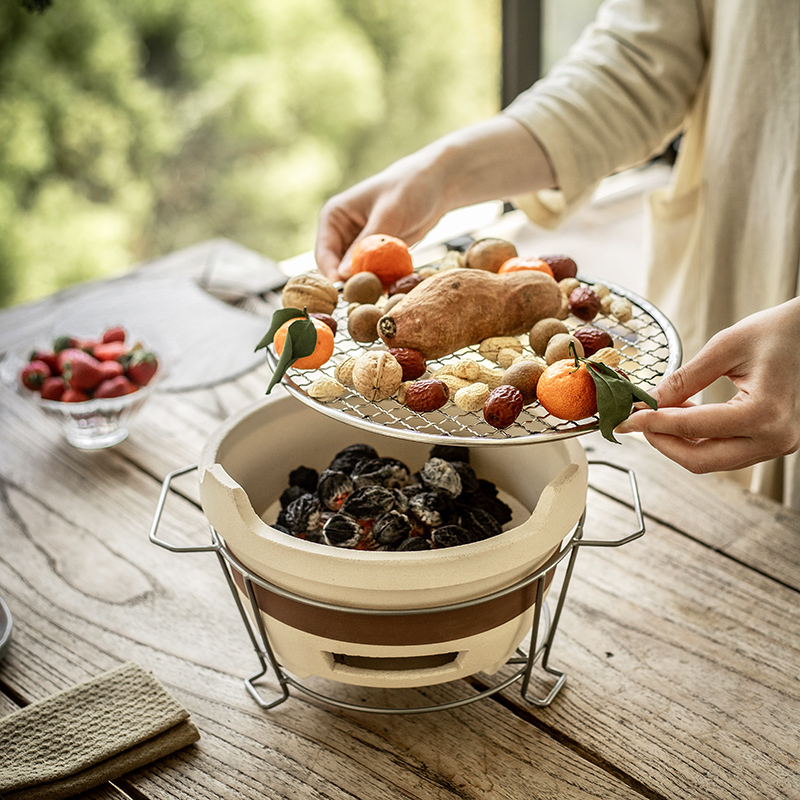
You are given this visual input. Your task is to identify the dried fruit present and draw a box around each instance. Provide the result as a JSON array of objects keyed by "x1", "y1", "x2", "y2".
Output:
[
  {"x1": 347, "y1": 304, "x2": 383, "y2": 343},
  {"x1": 281, "y1": 273, "x2": 338, "y2": 315},
  {"x1": 352, "y1": 350, "x2": 403, "y2": 401},
  {"x1": 501, "y1": 359, "x2": 545, "y2": 404},
  {"x1": 404, "y1": 378, "x2": 450, "y2": 412},
  {"x1": 289, "y1": 465, "x2": 318, "y2": 492},
  {"x1": 464, "y1": 238, "x2": 517, "y2": 272},
  {"x1": 539, "y1": 255, "x2": 578, "y2": 282},
  {"x1": 388, "y1": 273, "x2": 425, "y2": 296},
  {"x1": 343, "y1": 272, "x2": 383, "y2": 304},
  {"x1": 459, "y1": 507, "x2": 503, "y2": 541},
  {"x1": 573, "y1": 326, "x2": 613, "y2": 357},
  {"x1": 569, "y1": 286, "x2": 602, "y2": 321},
  {"x1": 309, "y1": 312, "x2": 338, "y2": 335},
  {"x1": 545, "y1": 333, "x2": 585, "y2": 365},
  {"x1": 483, "y1": 384, "x2": 524, "y2": 429},
  {"x1": 528, "y1": 317, "x2": 569, "y2": 356},
  {"x1": 387, "y1": 347, "x2": 427, "y2": 381},
  {"x1": 454, "y1": 381, "x2": 490, "y2": 413},
  {"x1": 396, "y1": 536, "x2": 432, "y2": 551}
]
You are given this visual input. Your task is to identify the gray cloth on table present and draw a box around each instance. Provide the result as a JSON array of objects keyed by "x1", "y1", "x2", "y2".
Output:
[{"x1": 0, "y1": 662, "x2": 200, "y2": 800}]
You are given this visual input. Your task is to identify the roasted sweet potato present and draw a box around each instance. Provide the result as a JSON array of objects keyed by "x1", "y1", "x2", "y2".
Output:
[{"x1": 377, "y1": 268, "x2": 561, "y2": 360}]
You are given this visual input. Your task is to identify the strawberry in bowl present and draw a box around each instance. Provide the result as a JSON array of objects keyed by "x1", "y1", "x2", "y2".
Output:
[{"x1": 8, "y1": 326, "x2": 163, "y2": 450}]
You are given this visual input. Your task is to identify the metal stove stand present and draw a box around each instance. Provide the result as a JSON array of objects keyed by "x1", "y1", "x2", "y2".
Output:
[{"x1": 150, "y1": 460, "x2": 644, "y2": 715}]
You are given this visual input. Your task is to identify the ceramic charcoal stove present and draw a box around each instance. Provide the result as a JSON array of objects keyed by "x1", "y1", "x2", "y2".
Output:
[{"x1": 150, "y1": 277, "x2": 680, "y2": 713}]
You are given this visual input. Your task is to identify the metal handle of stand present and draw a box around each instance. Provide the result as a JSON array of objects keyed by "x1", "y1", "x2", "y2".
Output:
[
  {"x1": 579, "y1": 459, "x2": 645, "y2": 548},
  {"x1": 149, "y1": 464, "x2": 219, "y2": 553}
]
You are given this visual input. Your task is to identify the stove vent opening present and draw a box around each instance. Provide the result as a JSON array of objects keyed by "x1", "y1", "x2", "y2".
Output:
[{"x1": 331, "y1": 652, "x2": 459, "y2": 672}]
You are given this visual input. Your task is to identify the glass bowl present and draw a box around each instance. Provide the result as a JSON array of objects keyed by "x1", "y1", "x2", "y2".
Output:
[{"x1": 1, "y1": 330, "x2": 166, "y2": 450}]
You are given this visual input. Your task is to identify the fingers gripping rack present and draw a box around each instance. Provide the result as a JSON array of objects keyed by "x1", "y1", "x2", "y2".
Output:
[{"x1": 149, "y1": 461, "x2": 644, "y2": 714}]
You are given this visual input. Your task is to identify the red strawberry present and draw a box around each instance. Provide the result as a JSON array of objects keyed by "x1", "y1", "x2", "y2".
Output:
[
  {"x1": 102, "y1": 326, "x2": 126, "y2": 343},
  {"x1": 64, "y1": 354, "x2": 105, "y2": 391},
  {"x1": 52, "y1": 335, "x2": 79, "y2": 353},
  {"x1": 40, "y1": 376, "x2": 67, "y2": 401},
  {"x1": 94, "y1": 376, "x2": 138, "y2": 398},
  {"x1": 57, "y1": 347, "x2": 89, "y2": 373},
  {"x1": 126, "y1": 352, "x2": 159, "y2": 386},
  {"x1": 30, "y1": 350, "x2": 60, "y2": 374},
  {"x1": 92, "y1": 341, "x2": 127, "y2": 362},
  {"x1": 20, "y1": 360, "x2": 51, "y2": 391},
  {"x1": 98, "y1": 360, "x2": 124, "y2": 381},
  {"x1": 61, "y1": 388, "x2": 90, "y2": 403}
]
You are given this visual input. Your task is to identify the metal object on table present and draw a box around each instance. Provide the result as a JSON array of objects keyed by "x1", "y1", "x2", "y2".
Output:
[
  {"x1": 268, "y1": 276, "x2": 682, "y2": 447},
  {"x1": 149, "y1": 461, "x2": 645, "y2": 714},
  {"x1": 0, "y1": 594, "x2": 13, "y2": 663}
]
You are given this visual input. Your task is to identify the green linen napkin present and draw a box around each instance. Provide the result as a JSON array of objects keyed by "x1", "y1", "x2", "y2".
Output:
[{"x1": 0, "y1": 662, "x2": 200, "y2": 800}]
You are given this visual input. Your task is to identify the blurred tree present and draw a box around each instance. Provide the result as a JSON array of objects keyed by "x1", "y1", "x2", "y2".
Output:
[{"x1": 0, "y1": 0, "x2": 499, "y2": 307}]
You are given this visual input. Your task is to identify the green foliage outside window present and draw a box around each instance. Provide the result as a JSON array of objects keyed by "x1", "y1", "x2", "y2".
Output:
[{"x1": 0, "y1": 0, "x2": 500, "y2": 307}]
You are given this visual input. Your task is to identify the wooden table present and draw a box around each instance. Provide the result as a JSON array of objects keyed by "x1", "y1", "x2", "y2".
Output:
[{"x1": 1, "y1": 239, "x2": 798, "y2": 800}]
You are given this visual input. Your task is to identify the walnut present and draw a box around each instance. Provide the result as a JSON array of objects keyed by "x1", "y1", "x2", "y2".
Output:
[
  {"x1": 352, "y1": 351, "x2": 403, "y2": 401},
  {"x1": 281, "y1": 273, "x2": 339, "y2": 315},
  {"x1": 454, "y1": 382, "x2": 490, "y2": 413},
  {"x1": 307, "y1": 376, "x2": 346, "y2": 402},
  {"x1": 334, "y1": 357, "x2": 356, "y2": 386},
  {"x1": 478, "y1": 336, "x2": 523, "y2": 363}
]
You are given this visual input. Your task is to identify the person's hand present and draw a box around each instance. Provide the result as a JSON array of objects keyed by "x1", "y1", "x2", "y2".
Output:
[
  {"x1": 616, "y1": 298, "x2": 800, "y2": 472},
  {"x1": 314, "y1": 148, "x2": 450, "y2": 282},
  {"x1": 314, "y1": 116, "x2": 557, "y2": 281}
]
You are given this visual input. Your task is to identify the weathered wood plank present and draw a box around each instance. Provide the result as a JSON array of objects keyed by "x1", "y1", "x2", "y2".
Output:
[
  {"x1": 494, "y1": 487, "x2": 800, "y2": 800},
  {"x1": 584, "y1": 433, "x2": 800, "y2": 590}
]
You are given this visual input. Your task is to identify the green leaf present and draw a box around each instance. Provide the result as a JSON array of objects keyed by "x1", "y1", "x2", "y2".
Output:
[
  {"x1": 264, "y1": 316, "x2": 318, "y2": 394},
  {"x1": 254, "y1": 307, "x2": 306, "y2": 352},
  {"x1": 585, "y1": 360, "x2": 658, "y2": 444}
]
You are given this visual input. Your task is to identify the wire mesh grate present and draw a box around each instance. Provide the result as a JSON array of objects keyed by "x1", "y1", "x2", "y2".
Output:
[{"x1": 267, "y1": 275, "x2": 681, "y2": 446}]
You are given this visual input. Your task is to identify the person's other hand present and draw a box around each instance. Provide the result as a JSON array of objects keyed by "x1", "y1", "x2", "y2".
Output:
[{"x1": 616, "y1": 297, "x2": 800, "y2": 472}]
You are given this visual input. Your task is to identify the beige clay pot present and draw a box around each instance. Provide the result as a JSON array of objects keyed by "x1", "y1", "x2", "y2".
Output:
[{"x1": 198, "y1": 394, "x2": 588, "y2": 688}]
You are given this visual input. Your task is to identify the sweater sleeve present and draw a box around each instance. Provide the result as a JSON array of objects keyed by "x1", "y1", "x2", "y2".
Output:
[{"x1": 503, "y1": 0, "x2": 708, "y2": 227}]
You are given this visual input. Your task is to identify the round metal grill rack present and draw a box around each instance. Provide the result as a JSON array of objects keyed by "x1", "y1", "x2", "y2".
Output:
[{"x1": 270, "y1": 275, "x2": 682, "y2": 447}]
